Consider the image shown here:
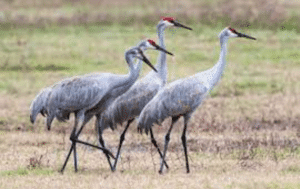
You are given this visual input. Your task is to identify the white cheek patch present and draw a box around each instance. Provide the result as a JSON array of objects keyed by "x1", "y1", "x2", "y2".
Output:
[
  {"x1": 149, "y1": 44, "x2": 156, "y2": 50},
  {"x1": 136, "y1": 54, "x2": 143, "y2": 60},
  {"x1": 163, "y1": 20, "x2": 174, "y2": 27},
  {"x1": 147, "y1": 44, "x2": 156, "y2": 50},
  {"x1": 145, "y1": 41, "x2": 157, "y2": 50},
  {"x1": 228, "y1": 31, "x2": 238, "y2": 38}
]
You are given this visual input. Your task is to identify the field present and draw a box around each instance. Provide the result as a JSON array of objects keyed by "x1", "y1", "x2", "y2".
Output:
[{"x1": 1, "y1": 0, "x2": 300, "y2": 188}]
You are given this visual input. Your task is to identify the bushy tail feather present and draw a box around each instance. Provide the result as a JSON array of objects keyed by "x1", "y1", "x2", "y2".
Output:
[
  {"x1": 46, "y1": 114, "x2": 55, "y2": 131},
  {"x1": 30, "y1": 100, "x2": 43, "y2": 124},
  {"x1": 29, "y1": 87, "x2": 52, "y2": 124},
  {"x1": 30, "y1": 114, "x2": 35, "y2": 124},
  {"x1": 137, "y1": 114, "x2": 159, "y2": 135},
  {"x1": 97, "y1": 114, "x2": 114, "y2": 133},
  {"x1": 137, "y1": 99, "x2": 171, "y2": 135}
]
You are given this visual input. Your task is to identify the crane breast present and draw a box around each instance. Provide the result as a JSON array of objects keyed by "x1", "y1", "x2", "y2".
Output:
[{"x1": 139, "y1": 78, "x2": 208, "y2": 128}]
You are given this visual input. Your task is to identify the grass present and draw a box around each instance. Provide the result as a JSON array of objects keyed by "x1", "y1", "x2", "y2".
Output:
[
  {"x1": 0, "y1": 24, "x2": 299, "y2": 129},
  {"x1": 1, "y1": 25, "x2": 299, "y2": 96},
  {"x1": 0, "y1": 168, "x2": 55, "y2": 176},
  {"x1": 0, "y1": 0, "x2": 300, "y2": 31},
  {"x1": 0, "y1": 131, "x2": 300, "y2": 188},
  {"x1": 0, "y1": 0, "x2": 300, "y2": 188}
]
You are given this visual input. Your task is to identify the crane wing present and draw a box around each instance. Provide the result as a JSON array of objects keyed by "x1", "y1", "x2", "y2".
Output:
[
  {"x1": 101, "y1": 79, "x2": 162, "y2": 129},
  {"x1": 138, "y1": 77, "x2": 208, "y2": 132},
  {"x1": 48, "y1": 73, "x2": 126, "y2": 112}
]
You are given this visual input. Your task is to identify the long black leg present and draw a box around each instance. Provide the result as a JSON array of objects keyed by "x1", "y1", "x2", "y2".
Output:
[
  {"x1": 149, "y1": 128, "x2": 169, "y2": 169},
  {"x1": 112, "y1": 118, "x2": 134, "y2": 171},
  {"x1": 96, "y1": 114, "x2": 115, "y2": 171},
  {"x1": 73, "y1": 138, "x2": 78, "y2": 172},
  {"x1": 159, "y1": 116, "x2": 180, "y2": 174},
  {"x1": 181, "y1": 116, "x2": 190, "y2": 173},
  {"x1": 60, "y1": 113, "x2": 115, "y2": 173},
  {"x1": 60, "y1": 127, "x2": 76, "y2": 173},
  {"x1": 61, "y1": 115, "x2": 84, "y2": 173},
  {"x1": 60, "y1": 113, "x2": 91, "y2": 173},
  {"x1": 73, "y1": 139, "x2": 114, "y2": 156},
  {"x1": 98, "y1": 129, "x2": 114, "y2": 171},
  {"x1": 71, "y1": 116, "x2": 88, "y2": 172}
]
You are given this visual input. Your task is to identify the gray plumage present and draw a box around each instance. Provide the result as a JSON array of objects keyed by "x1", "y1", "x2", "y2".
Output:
[
  {"x1": 99, "y1": 64, "x2": 163, "y2": 131},
  {"x1": 137, "y1": 27, "x2": 256, "y2": 173},
  {"x1": 45, "y1": 39, "x2": 161, "y2": 130},
  {"x1": 138, "y1": 27, "x2": 256, "y2": 133},
  {"x1": 46, "y1": 73, "x2": 130, "y2": 127},
  {"x1": 99, "y1": 18, "x2": 192, "y2": 132},
  {"x1": 137, "y1": 77, "x2": 208, "y2": 131},
  {"x1": 29, "y1": 40, "x2": 168, "y2": 130},
  {"x1": 96, "y1": 18, "x2": 191, "y2": 172},
  {"x1": 42, "y1": 39, "x2": 171, "y2": 173},
  {"x1": 30, "y1": 87, "x2": 53, "y2": 124}
]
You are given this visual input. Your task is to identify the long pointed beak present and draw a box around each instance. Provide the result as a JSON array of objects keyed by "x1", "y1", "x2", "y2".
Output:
[
  {"x1": 141, "y1": 52, "x2": 158, "y2": 72},
  {"x1": 155, "y1": 45, "x2": 173, "y2": 56},
  {"x1": 237, "y1": 32, "x2": 256, "y2": 40},
  {"x1": 173, "y1": 21, "x2": 193, "y2": 30}
]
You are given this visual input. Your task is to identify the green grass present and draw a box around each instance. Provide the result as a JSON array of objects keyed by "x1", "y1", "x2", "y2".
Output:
[
  {"x1": 1, "y1": 0, "x2": 300, "y2": 34},
  {"x1": 0, "y1": 168, "x2": 55, "y2": 176},
  {"x1": 0, "y1": 1, "x2": 300, "y2": 188},
  {"x1": 0, "y1": 24, "x2": 299, "y2": 98},
  {"x1": 282, "y1": 165, "x2": 300, "y2": 174},
  {"x1": 2, "y1": 23, "x2": 300, "y2": 137}
]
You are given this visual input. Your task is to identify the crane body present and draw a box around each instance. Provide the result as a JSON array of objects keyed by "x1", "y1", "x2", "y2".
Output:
[
  {"x1": 46, "y1": 40, "x2": 171, "y2": 173},
  {"x1": 30, "y1": 39, "x2": 172, "y2": 173},
  {"x1": 138, "y1": 27, "x2": 256, "y2": 173},
  {"x1": 97, "y1": 18, "x2": 192, "y2": 171}
]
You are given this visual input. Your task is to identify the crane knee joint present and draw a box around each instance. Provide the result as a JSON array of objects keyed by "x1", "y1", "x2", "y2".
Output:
[
  {"x1": 165, "y1": 134, "x2": 170, "y2": 141},
  {"x1": 181, "y1": 135, "x2": 186, "y2": 141}
]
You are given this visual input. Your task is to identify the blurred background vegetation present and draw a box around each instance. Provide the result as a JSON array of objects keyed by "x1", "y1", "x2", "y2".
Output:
[
  {"x1": 0, "y1": 0, "x2": 300, "y2": 130},
  {"x1": 0, "y1": 0, "x2": 299, "y2": 31},
  {"x1": 0, "y1": 2, "x2": 300, "y2": 187}
]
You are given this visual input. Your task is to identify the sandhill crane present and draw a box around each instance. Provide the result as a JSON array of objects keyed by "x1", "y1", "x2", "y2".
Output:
[
  {"x1": 97, "y1": 17, "x2": 192, "y2": 171},
  {"x1": 30, "y1": 40, "x2": 171, "y2": 128},
  {"x1": 44, "y1": 40, "x2": 173, "y2": 173},
  {"x1": 137, "y1": 27, "x2": 256, "y2": 173}
]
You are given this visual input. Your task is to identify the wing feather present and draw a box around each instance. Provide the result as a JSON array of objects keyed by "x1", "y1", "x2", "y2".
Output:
[{"x1": 138, "y1": 77, "x2": 208, "y2": 133}]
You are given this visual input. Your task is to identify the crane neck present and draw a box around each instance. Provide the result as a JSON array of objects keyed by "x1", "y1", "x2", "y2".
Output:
[
  {"x1": 108, "y1": 50, "x2": 142, "y2": 92},
  {"x1": 134, "y1": 59, "x2": 143, "y2": 75},
  {"x1": 88, "y1": 52, "x2": 141, "y2": 113},
  {"x1": 204, "y1": 33, "x2": 229, "y2": 90},
  {"x1": 157, "y1": 24, "x2": 166, "y2": 49},
  {"x1": 146, "y1": 24, "x2": 168, "y2": 84},
  {"x1": 122, "y1": 52, "x2": 140, "y2": 87},
  {"x1": 102, "y1": 50, "x2": 142, "y2": 95}
]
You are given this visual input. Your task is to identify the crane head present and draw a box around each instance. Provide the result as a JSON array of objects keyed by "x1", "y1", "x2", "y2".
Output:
[
  {"x1": 146, "y1": 39, "x2": 173, "y2": 56},
  {"x1": 133, "y1": 48, "x2": 158, "y2": 72},
  {"x1": 137, "y1": 39, "x2": 173, "y2": 56},
  {"x1": 160, "y1": 16, "x2": 192, "y2": 30},
  {"x1": 226, "y1": 27, "x2": 256, "y2": 40}
]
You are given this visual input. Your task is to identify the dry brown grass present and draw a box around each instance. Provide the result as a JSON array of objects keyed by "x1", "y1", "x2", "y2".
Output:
[
  {"x1": 1, "y1": 49, "x2": 300, "y2": 188},
  {"x1": 1, "y1": 90, "x2": 300, "y2": 187},
  {"x1": 0, "y1": 125, "x2": 300, "y2": 188},
  {"x1": 0, "y1": 0, "x2": 298, "y2": 31},
  {"x1": 0, "y1": 1, "x2": 300, "y2": 187}
]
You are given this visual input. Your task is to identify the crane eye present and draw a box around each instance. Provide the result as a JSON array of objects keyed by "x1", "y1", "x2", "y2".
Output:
[
  {"x1": 147, "y1": 39, "x2": 156, "y2": 46},
  {"x1": 228, "y1": 27, "x2": 237, "y2": 34}
]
